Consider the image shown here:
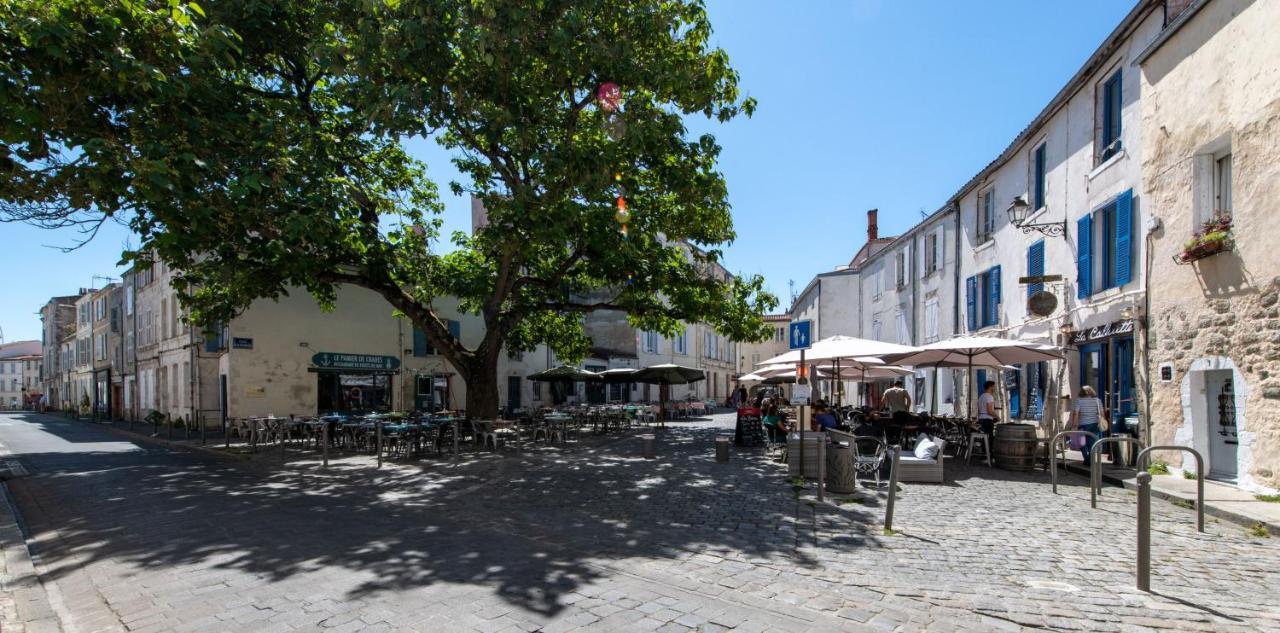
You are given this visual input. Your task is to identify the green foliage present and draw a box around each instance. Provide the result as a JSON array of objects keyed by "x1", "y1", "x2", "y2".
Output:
[
  {"x1": 1183, "y1": 469, "x2": 1197, "y2": 480},
  {"x1": 1246, "y1": 523, "x2": 1270, "y2": 538},
  {"x1": 1147, "y1": 460, "x2": 1170, "y2": 475},
  {"x1": 1256, "y1": 494, "x2": 1280, "y2": 503},
  {"x1": 1, "y1": 0, "x2": 777, "y2": 415}
]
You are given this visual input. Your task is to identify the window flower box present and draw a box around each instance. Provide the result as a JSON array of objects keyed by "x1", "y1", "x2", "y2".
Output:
[{"x1": 1175, "y1": 213, "x2": 1233, "y2": 264}]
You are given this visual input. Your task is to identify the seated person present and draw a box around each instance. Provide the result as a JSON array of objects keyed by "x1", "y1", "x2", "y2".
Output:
[
  {"x1": 811, "y1": 404, "x2": 840, "y2": 431},
  {"x1": 761, "y1": 400, "x2": 791, "y2": 441}
]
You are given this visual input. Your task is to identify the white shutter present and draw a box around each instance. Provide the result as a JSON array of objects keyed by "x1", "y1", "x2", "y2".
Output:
[
  {"x1": 934, "y1": 226, "x2": 945, "y2": 272},
  {"x1": 896, "y1": 310, "x2": 910, "y2": 345},
  {"x1": 902, "y1": 244, "x2": 911, "y2": 284}
]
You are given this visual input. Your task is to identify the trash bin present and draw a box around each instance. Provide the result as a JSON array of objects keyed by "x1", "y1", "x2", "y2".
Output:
[
  {"x1": 787, "y1": 433, "x2": 824, "y2": 478},
  {"x1": 1111, "y1": 416, "x2": 1140, "y2": 467},
  {"x1": 715, "y1": 435, "x2": 731, "y2": 462}
]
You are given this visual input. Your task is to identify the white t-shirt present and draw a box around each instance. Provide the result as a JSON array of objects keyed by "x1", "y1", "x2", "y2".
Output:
[{"x1": 976, "y1": 393, "x2": 996, "y2": 419}]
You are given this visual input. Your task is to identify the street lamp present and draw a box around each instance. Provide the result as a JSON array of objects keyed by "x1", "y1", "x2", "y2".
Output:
[{"x1": 1006, "y1": 196, "x2": 1067, "y2": 237}]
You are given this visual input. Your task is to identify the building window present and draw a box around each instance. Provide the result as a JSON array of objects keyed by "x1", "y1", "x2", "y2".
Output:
[
  {"x1": 1214, "y1": 153, "x2": 1232, "y2": 218},
  {"x1": 674, "y1": 328, "x2": 687, "y2": 355},
  {"x1": 924, "y1": 230, "x2": 939, "y2": 275},
  {"x1": 1026, "y1": 240, "x2": 1045, "y2": 302},
  {"x1": 895, "y1": 310, "x2": 910, "y2": 345},
  {"x1": 872, "y1": 263, "x2": 883, "y2": 300},
  {"x1": 966, "y1": 266, "x2": 1002, "y2": 331},
  {"x1": 642, "y1": 331, "x2": 660, "y2": 354},
  {"x1": 895, "y1": 249, "x2": 907, "y2": 289},
  {"x1": 1100, "y1": 69, "x2": 1123, "y2": 162},
  {"x1": 1076, "y1": 189, "x2": 1133, "y2": 298},
  {"x1": 1033, "y1": 143, "x2": 1047, "y2": 210},
  {"x1": 978, "y1": 189, "x2": 995, "y2": 244},
  {"x1": 413, "y1": 320, "x2": 461, "y2": 356}
]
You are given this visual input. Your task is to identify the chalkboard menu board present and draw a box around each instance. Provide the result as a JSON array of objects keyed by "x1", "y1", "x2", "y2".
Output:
[{"x1": 735, "y1": 407, "x2": 765, "y2": 447}]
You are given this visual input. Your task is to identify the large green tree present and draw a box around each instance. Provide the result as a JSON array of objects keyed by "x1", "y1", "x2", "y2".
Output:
[{"x1": 1, "y1": 0, "x2": 777, "y2": 416}]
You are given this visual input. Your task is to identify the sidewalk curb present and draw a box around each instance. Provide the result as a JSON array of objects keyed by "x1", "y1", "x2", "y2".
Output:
[
  {"x1": 0, "y1": 483, "x2": 63, "y2": 632},
  {"x1": 1061, "y1": 462, "x2": 1278, "y2": 536}
]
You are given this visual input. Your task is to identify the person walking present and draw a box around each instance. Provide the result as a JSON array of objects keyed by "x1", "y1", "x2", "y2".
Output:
[
  {"x1": 879, "y1": 380, "x2": 912, "y2": 423},
  {"x1": 1069, "y1": 385, "x2": 1107, "y2": 465}
]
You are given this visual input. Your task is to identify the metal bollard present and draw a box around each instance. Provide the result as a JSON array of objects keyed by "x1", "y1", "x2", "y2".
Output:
[
  {"x1": 641, "y1": 433, "x2": 656, "y2": 459},
  {"x1": 715, "y1": 435, "x2": 730, "y2": 463},
  {"x1": 322, "y1": 421, "x2": 329, "y2": 468},
  {"x1": 376, "y1": 421, "x2": 383, "y2": 468},
  {"x1": 453, "y1": 419, "x2": 460, "y2": 461},
  {"x1": 884, "y1": 446, "x2": 901, "y2": 532},
  {"x1": 816, "y1": 439, "x2": 825, "y2": 503},
  {"x1": 1137, "y1": 472, "x2": 1151, "y2": 592}
]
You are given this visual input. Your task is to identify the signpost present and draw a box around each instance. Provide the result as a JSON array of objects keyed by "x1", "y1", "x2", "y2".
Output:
[{"x1": 789, "y1": 320, "x2": 812, "y2": 489}]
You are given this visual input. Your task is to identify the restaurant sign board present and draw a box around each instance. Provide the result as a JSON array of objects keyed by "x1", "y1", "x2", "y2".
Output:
[
  {"x1": 1071, "y1": 319, "x2": 1134, "y2": 345},
  {"x1": 311, "y1": 352, "x2": 401, "y2": 371}
]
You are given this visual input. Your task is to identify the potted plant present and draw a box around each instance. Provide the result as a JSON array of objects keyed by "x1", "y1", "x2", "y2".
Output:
[{"x1": 1176, "y1": 212, "x2": 1234, "y2": 264}]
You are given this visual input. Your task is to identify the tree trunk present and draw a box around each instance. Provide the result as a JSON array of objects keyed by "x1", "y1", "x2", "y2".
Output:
[{"x1": 462, "y1": 353, "x2": 502, "y2": 419}]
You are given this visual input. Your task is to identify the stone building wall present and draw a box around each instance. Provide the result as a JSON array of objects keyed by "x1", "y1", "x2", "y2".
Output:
[{"x1": 1139, "y1": 0, "x2": 1280, "y2": 492}]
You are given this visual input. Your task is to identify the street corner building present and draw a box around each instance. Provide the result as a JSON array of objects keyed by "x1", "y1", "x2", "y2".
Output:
[{"x1": 1137, "y1": 0, "x2": 1280, "y2": 492}]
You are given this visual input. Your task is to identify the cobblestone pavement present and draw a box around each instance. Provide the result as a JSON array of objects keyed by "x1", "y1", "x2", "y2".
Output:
[{"x1": 1, "y1": 411, "x2": 1279, "y2": 632}]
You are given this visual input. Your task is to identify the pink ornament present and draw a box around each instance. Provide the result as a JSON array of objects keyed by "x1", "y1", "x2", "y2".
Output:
[
  {"x1": 597, "y1": 82, "x2": 621, "y2": 112},
  {"x1": 412, "y1": 225, "x2": 426, "y2": 237}
]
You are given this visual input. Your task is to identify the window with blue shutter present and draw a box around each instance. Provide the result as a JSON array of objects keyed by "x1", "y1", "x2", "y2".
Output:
[
  {"x1": 984, "y1": 265, "x2": 1001, "y2": 327},
  {"x1": 1077, "y1": 215, "x2": 1093, "y2": 298},
  {"x1": 1101, "y1": 70, "x2": 1123, "y2": 161},
  {"x1": 415, "y1": 319, "x2": 460, "y2": 356},
  {"x1": 1114, "y1": 189, "x2": 1133, "y2": 286},
  {"x1": 1027, "y1": 241, "x2": 1045, "y2": 300},
  {"x1": 966, "y1": 276, "x2": 978, "y2": 332},
  {"x1": 413, "y1": 327, "x2": 430, "y2": 356},
  {"x1": 1034, "y1": 144, "x2": 1047, "y2": 210}
]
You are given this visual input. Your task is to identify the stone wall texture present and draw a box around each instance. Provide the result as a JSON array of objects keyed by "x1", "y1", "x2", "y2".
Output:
[{"x1": 1140, "y1": 0, "x2": 1280, "y2": 492}]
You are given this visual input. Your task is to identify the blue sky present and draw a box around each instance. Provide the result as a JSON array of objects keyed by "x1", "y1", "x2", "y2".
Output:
[{"x1": 0, "y1": 0, "x2": 1136, "y2": 342}]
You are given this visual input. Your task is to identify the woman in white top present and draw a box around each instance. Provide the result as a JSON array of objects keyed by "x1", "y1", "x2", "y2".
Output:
[
  {"x1": 975, "y1": 381, "x2": 998, "y2": 437},
  {"x1": 1069, "y1": 385, "x2": 1107, "y2": 464}
]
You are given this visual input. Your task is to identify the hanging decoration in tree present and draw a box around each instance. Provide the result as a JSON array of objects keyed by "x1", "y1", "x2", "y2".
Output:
[{"x1": 598, "y1": 82, "x2": 629, "y2": 240}]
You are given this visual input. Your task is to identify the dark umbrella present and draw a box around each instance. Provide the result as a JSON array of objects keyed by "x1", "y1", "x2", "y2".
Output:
[{"x1": 631, "y1": 364, "x2": 706, "y2": 423}]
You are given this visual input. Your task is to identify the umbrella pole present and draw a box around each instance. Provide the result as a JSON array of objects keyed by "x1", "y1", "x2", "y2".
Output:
[
  {"x1": 932, "y1": 367, "x2": 938, "y2": 416},
  {"x1": 967, "y1": 355, "x2": 974, "y2": 420}
]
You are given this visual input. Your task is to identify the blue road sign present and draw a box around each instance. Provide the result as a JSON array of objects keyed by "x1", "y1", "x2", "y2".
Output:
[{"x1": 789, "y1": 320, "x2": 812, "y2": 350}]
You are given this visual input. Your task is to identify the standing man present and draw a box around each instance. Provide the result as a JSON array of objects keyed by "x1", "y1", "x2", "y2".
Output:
[{"x1": 880, "y1": 380, "x2": 912, "y2": 423}]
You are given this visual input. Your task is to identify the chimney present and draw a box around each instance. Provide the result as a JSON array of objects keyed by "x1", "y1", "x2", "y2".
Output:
[{"x1": 867, "y1": 208, "x2": 879, "y2": 241}]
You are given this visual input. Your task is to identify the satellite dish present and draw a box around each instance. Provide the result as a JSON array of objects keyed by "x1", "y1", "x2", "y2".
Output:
[{"x1": 1028, "y1": 290, "x2": 1058, "y2": 317}]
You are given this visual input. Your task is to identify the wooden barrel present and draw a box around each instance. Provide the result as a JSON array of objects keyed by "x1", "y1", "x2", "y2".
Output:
[{"x1": 993, "y1": 423, "x2": 1039, "y2": 471}]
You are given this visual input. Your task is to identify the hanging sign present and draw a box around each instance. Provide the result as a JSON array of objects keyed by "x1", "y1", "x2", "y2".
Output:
[
  {"x1": 1071, "y1": 319, "x2": 1135, "y2": 345},
  {"x1": 311, "y1": 353, "x2": 401, "y2": 371},
  {"x1": 790, "y1": 383, "x2": 812, "y2": 406}
]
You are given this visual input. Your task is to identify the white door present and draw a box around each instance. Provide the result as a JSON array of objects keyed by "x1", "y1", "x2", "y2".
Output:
[{"x1": 1205, "y1": 370, "x2": 1238, "y2": 480}]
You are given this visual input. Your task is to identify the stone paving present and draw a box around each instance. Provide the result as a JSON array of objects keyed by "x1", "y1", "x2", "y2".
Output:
[{"x1": 1, "y1": 411, "x2": 1279, "y2": 632}]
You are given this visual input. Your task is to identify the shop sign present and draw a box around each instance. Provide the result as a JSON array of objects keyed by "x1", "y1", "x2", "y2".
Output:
[
  {"x1": 232, "y1": 337, "x2": 254, "y2": 350},
  {"x1": 311, "y1": 352, "x2": 401, "y2": 371},
  {"x1": 1071, "y1": 319, "x2": 1134, "y2": 345}
]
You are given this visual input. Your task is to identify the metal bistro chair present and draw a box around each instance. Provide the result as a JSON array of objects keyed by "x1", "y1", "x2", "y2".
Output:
[{"x1": 852, "y1": 436, "x2": 888, "y2": 487}]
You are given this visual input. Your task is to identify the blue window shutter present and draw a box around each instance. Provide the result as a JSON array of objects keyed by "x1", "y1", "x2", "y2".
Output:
[
  {"x1": 1034, "y1": 145, "x2": 1046, "y2": 209},
  {"x1": 1077, "y1": 215, "x2": 1093, "y2": 298},
  {"x1": 966, "y1": 276, "x2": 978, "y2": 332},
  {"x1": 986, "y1": 266, "x2": 1002, "y2": 327},
  {"x1": 447, "y1": 319, "x2": 461, "y2": 341},
  {"x1": 1114, "y1": 189, "x2": 1133, "y2": 286},
  {"x1": 413, "y1": 327, "x2": 429, "y2": 357},
  {"x1": 1028, "y1": 241, "x2": 1045, "y2": 299},
  {"x1": 976, "y1": 369, "x2": 987, "y2": 396}
]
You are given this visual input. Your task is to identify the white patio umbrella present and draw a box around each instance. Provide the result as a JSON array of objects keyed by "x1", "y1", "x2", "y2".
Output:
[
  {"x1": 879, "y1": 336, "x2": 1063, "y2": 419},
  {"x1": 758, "y1": 335, "x2": 919, "y2": 366}
]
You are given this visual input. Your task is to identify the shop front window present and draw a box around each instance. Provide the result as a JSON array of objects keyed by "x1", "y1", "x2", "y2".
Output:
[{"x1": 318, "y1": 373, "x2": 391, "y2": 414}]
